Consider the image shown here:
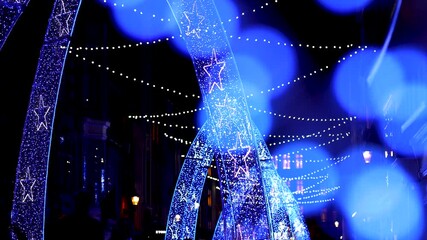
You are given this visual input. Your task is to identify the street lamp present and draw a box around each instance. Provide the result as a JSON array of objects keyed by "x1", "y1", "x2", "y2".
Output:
[{"x1": 131, "y1": 195, "x2": 140, "y2": 206}]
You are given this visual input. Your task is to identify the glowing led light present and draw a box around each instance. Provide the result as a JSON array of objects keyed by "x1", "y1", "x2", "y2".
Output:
[
  {"x1": 165, "y1": 0, "x2": 309, "y2": 238},
  {"x1": 9, "y1": 0, "x2": 82, "y2": 239},
  {"x1": 0, "y1": 0, "x2": 32, "y2": 50}
]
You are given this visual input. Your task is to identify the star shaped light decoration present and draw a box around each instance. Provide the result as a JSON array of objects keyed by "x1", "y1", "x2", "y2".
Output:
[
  {"x1": 169, "y1": 221, "x2": 179, "y2": 239},
  {"x1": 20, "y1": 167, "x2": 36, "y2": 203},
  {"x1": 54, "y1": 0, "x2": 72, "y2": 37},
  {"x1": 203, "y1": 48, "x2": 226, "y2": 93},
  {"x1": 33, "y1": 95, "x2": 50, "y2": 131},
  {"x1": 178, "y1": 183, "x2": 188, "y2": 202},
  {"x1": 183, "y1": 1, "x2": 205, "y2": 38},
  {"x1": 227, "y1": 133, "x2": 251, "y2": 179}
]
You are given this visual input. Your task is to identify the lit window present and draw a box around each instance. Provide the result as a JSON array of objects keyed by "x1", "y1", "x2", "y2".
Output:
[{"x1": 296, "y1": 154, "x2": 303, "y2": 169}]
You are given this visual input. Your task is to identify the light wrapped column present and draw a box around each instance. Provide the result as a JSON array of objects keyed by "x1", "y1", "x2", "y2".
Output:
[
  {"x1": 10, "y1": 0, "x2": 82, "y2": 239},
  {"x1": 165, "y1": 0, "x2": 310, "y2": 239},
  {"x1": 0, "y1": 0, "x2": 31, "y2": 50}
]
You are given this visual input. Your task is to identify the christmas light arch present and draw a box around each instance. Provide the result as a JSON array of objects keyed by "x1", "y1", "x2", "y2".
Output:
[{"x1": 2, "y1": 0, "x2": 311, "y2": 239}]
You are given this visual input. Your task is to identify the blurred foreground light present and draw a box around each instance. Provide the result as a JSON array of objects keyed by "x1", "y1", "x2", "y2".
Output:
[{"x1": 362, "y1": 150, "x2": 372, "y2": 164}]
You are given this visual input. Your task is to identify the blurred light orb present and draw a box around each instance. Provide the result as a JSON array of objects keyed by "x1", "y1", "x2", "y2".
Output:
[
  {"x1": 316, "y1": 0, "x2": 373, "y2": 14},
  {"x1": 340, "y1": 165, "x2": 423, "y2": 239},
  {"x1": 231, "y1": 24, "x2": 297, "y2": 100},
  {"x1": 271, "y1": 140, "x2": 334, "y2": 216},
  {"x1": 236, "y1": 53, "x2": 273, "y2": 135},
  {"x1": 109, "y1": 0, "x2": 179, "y2": 41},
  {"x1": 332, "y1": 48, "x2": 404, "y2": 119},
  {"x1": 378, "y1": 84, "x2": 427, "y2": 156}
]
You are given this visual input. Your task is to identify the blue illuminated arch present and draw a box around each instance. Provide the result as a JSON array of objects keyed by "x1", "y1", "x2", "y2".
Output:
[
  {"x1": 4, "y1": 0, "x2": 310, "y2": 239},
  {"x1": 8, "y1": 0, "x2": 82, "y2": 239},
  {"x1": 0, "y1": 0, "x2": 32, "y2": 50},
  {"x1": 165, "y1": 0, "x2": 309, "y2": 239}
]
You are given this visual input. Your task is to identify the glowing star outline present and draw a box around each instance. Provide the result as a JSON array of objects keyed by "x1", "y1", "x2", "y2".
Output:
[
  {"x1": 203, "y1": 48, "x2": 226, "y2": 93},
  {"x1": 183, "y1": 1, "x2": 205, "y2": 38},
  {"x1": 20, "y1": 167, "x2": 36, "y2": 202},
  {"x1": 227, "y1": 133, "x2": 251, "y2": 179},
  {"x1": 54, "y1": 0, "x2": 72, "y2": 37},
  {"x1": 33, "y1": 95, "x2": 50, "y2": 131},
  {"x1": 169, "y1": 221, "x2": 179, "y2": 239},
  {"x1": 178, "y1": 184, "x2": 188, "y2": 202}
]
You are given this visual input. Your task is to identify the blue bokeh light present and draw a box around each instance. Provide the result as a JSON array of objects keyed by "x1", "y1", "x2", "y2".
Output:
[
  {"x1": 271, "y1": 140, "x2": 336, "y2": 216},
  {"x1": 109, "y1": 0, "x2": 179, "y2": 41},
  {"x1": 391, "y1": 45, "x2": 427, "y2": 85},
  {"x1": 231, "y1": 25, "x2": 297, "y2": 100},
  {"x1": 332, "y1": 48, "x2": 404, "y2": 119},
  {"x1": 336, "y1": 144, "x2": 384, "y2": 190},
  {"x1": 378, "y1": 84, "x2": 427, "y2": 156},
  {"x1": 315, "y1": 0, "x2": 373, "y2": 14},
  {"x1": 236, "y1": 53, "x2": 273, "y2": 135},
  {"x1": 339, "y1": 164, "x2": 424, "y2": 240}
]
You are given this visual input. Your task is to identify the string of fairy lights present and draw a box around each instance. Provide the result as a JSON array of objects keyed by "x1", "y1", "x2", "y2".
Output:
[
  {"x1": 65, "y1": 0, "x2": 367, "y2": 212},
  {"x1": 129, "y1": 106, "x2": 356, "y2": 122},
  {"x1": 98, "y1": 0, "x2": 278, "y2": 27},
  {"x1": 133, "y1": 112, "x2": 350, "y2": 132},
  {"x1": 72, "y1": 37, "x2": 355, "y2": 53},
  {"x1": 70, "y1": 45, "x2": 373, "y2": 111},
  {"x1": 160, "y1": 125, "x2": 351, "y2": 151},
  {"x1": 69, "y1": 54, "x2": 355, "y2": 208}
]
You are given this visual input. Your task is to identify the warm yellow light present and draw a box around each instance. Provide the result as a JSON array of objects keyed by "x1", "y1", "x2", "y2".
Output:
[{"x1": 131, "y1": 196, "x2": 140, "y2": 206}]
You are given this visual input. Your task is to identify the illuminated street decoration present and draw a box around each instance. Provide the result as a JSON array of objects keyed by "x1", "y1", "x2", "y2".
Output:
[
  {"x1": 165, "y1": 122, "x2": 214, "y2": 240},
  {"x1": 165, "y1": 0, "x2": 309, "y2": 239},
  {"x1": 9, "y1": 0, "x2": 82, "y2": 239},
  {"x1": 0, "y1": 0, "x2": 31, "y2": 50}
]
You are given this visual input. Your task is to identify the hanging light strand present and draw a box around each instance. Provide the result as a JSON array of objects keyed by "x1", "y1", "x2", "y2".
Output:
[
  {"x1": 282, "y1": 155, "x2": 349, "y2": 181},
  {"x1": 268, "y1": 131, "x2": 351, "y2": 148},
  {"x1": 69, "y1": 49, "x2": 201, "y2": 99}
]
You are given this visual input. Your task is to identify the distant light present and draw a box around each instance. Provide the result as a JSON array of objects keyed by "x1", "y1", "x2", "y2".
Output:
[
  {"x1": 334, "y1": 221, "x2": 339, "y2": 228},
  {"x1": 315, "y1": 0, "x2": 373, "y2": 14},
  {"x1": 352, "y1": 212, "x2": 357, "y2": 218},
  {"x1": 362, "y1": 151, "x2": 372, "y2": 164},
  {"x1": 155, "y1": 230, "x2": 166, "y2": 234},
  {"x1": 131, "y1": 195, "x2": 140, "y2": 206}
]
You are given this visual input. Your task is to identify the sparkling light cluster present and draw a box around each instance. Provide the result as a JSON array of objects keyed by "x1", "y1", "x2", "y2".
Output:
[
  {"x1": 9, "y1": 0, "x2": 82, "y2": 239},
  {"x1": 165, "y1": 0, "x2": 309, "y2": 239},
  {"x1": 0, "y1": 0, "x2": 31, "y2": 50}
]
